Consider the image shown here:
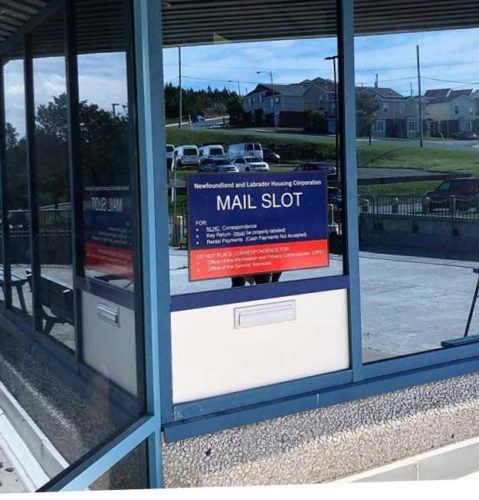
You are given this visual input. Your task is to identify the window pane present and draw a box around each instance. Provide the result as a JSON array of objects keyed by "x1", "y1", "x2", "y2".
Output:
[
  {"x1": 89, "y1": 441, "x2": 148, "y2": 491},
  {"x1": 355, "y1": 26, "x2": 479, "y2": 362},
  {"x1": 77, "y1": 9, "x2": 135, "y2": 292},
  {"x1": 32, "y1": 11, "x2": 74, "y2": 349},
  {"x1": 164, "y1": 1, "x2": 345, "y2": 296},
  {"x1": 3, "y1": 50, "x2": 33, "y2": 319},
  {"x1": 0, "y1": 1, "x2": 146, "y2": 491}
]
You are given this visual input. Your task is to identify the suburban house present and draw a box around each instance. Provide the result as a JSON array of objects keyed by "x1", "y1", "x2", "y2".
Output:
[
  {"x1": 243, "y1": 77, "x2": 337, "y2": 130},
  {"x1": 243, "y1": 79, "x2": 478, "y2": 139},
  {"x1": 356, "y1": 85, "x2": 421, "y2": 138},
  {"x1": 425, "y1": 88, "x2": 479, "y2": 137}
]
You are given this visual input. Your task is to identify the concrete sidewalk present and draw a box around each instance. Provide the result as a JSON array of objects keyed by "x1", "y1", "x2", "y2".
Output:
[{"x1": 0, "y1": 442, "x2": 27, "y2": 493}]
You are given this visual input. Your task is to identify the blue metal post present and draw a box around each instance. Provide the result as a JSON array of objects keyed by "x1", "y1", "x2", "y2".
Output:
[
  {"x1": 133, "y1": 0, "x2": 171, "y2": 488},
  {"x1": 338, "y1": 0, "x2": 364, "y2": 380}
]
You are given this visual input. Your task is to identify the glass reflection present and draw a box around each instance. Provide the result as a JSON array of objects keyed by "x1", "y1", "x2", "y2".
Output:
[
  {"x1": 355, "y1": 27, "x2": 479, "y2": 362},
  {"x1": 33, "y1": 11, "x2": 75, "y2": 348},
  {"x1": 4, "y1": 54, "x2": 33, "y2": 318},
  {"x1": 164, "y1": 36, "x2": 345, "y2": 296}
]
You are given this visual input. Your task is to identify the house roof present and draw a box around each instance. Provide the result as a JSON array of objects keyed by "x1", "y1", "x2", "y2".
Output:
[
  {"x1": 245, "y1": 83, "x2": 309, "y2": 98},
  {"x1": 424, "y1": 89, "x2": 451, "y2": 99},
  {"x1": 357, "y1": 86, "x2": 404, "y2": 100},
  {"x1": 449, "y1": 89, "x2": 473, "y2": 98}
]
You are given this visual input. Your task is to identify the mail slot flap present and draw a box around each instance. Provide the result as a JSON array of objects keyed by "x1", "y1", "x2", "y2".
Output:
[
  {"x1": 97, "y1": 302, "x2": 120, "y2": 326},
  {"x1": 234, "y1": 300, "x2": 296, "y2": 329}
]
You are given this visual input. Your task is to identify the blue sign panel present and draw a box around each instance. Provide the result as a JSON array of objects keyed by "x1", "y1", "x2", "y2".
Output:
[{"x1": 187, "y1": 172, "x2": 329, "y2": 281}]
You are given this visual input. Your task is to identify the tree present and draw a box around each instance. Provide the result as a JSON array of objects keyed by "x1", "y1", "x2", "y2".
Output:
[
  {"x1": 226, "y1": 93, "x2": 245, "y2": 126},
  {"x1": 5, "y1": 122, "x2": 18, "y2": 149},
  {"x1": 356, "y1": 91, "x2": 381, "y2": 145},
  {"x1": 304, "y1": 109, "x2": 328, "y2": 134}
]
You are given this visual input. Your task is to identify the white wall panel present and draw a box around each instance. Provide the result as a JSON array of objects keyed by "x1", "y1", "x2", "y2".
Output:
[{"x1": 172, "y1": 289, "x2": 350, "y2": 403}]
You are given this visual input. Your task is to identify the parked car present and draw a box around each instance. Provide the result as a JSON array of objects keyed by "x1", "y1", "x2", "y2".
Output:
[
  {"x1": 227, "y1": 142, "x2": 263, "y2": 160},
  {"x1": 166, "y1": 144, "x2": 174, "y2": 170},
  {"x1": 295, "y1": 161, "x2": 337, "y2": 179},
  {"x1": 453, "y1": 131, "x2": 478, "y2": 140},
  {"x1": 199, "y1": 158, "x2": 239, "y2": 173},
  {"x1": 199, "y1": 144, "x2": 225, "y2": 159},
  {"x1": 426, "y1": 178, "x2": 479, "y2": 211},
  {"x1": 328, "y1": 186, "x2": 342, "y2": 210},
  {"x1": 232, "y1": 156, "x2": 270, "y2": 172},
  {"x1": 262, "y1": 147, "x2": 281, "y2": 163},
  {"x1": 174, "y1": 145, "x2": 200, "y2": 168}
]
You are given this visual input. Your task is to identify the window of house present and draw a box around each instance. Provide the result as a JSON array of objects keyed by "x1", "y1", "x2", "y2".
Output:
[
  {"x1": 373, "y1": 120, "x2": 385, "y2": 132},
  {"x1": 408, "y1": 121, "x2": 418, "y2": 132},
  {"x1": 455, "y1": 105, "x2": 459, "y2": 114}
]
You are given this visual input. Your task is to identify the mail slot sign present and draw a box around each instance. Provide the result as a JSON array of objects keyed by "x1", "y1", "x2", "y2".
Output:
[{"x1": 187, "y1": 172, "x2": 329, "y2": 281}]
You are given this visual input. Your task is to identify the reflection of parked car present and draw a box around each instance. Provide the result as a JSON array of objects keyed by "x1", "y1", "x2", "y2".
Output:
[
  {"x1": 227, "y1": 142, "x2": 263, "y2": 160},
  {"x1": 174, "y1": 145, "x2": 200, "y2": 168},
  {"x1": 328, "y1": 186, "x2": 342, "y2": 210},
  {"x1": 295, "y1": 161, "x2": 337, "y2": 179},
  {"x1": 199, "y1": 144, "x2": 225, "y2": 159},
  {"x1": 426, "y1": 178, "x2": 479, "y2": 211},
  {"x1": 4, "y1": 210, "x2": 30, "y2": 231},
  {"x1": 453, "y1": 131, "x2": 478, "y2": 140},
  {"x1": 262, "y1": 148, "x2": 281, "y2": 163},
  {"x1": 232, "y1": 156, "x2": 270, "y2": 172},
  {"x1": 199, "y1": 158, "x2": 239, "y2": 173},
  {"x1": 166, "y1": 144, "x2": 174, "y2": 170}
]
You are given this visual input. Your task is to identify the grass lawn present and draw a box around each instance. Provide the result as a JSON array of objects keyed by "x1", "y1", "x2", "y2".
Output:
[
  {"x1": 356, "y1": 144, "x2": 479, "y2": 176},
  {"x1": 358, "y1": 180, "x2": 440, "y2": 196}
]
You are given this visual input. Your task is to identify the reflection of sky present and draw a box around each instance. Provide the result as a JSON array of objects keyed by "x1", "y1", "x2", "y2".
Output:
[
  {"x1": 163, "y1": 28, "x2": 479, "y2": 96},
  {"x1": 3, "y1": 28, "x2": 479, "y2": 136}
]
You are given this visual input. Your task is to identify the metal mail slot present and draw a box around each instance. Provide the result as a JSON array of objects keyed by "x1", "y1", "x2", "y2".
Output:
[
  {"x1": 97, "y1": 302, "x2": 120, "y2": 327},
  {"x1": 234, "y1": 300, "x2": 296, "y2": 329}
]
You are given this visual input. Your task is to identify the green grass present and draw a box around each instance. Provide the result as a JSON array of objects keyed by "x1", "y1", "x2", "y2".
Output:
[
  {"x1": 356, "y1": 144, "x2": 479, "y2": 176},
  {"x1": 358, "y1": 180, "x2": 440, "y2": 196}
]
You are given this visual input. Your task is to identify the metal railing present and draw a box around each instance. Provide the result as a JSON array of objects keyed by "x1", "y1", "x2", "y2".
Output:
[{"x1": 358, "y1": 195, "x2": 479, "y2": 222}]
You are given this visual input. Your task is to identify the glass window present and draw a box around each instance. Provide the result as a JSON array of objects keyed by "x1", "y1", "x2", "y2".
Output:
[
  {"x1": 32, "y1": 12, "x2": 74, "y2": 348},
  {"x1": 164, "y1": 2, "x2": 344, "y2": 296},
  {"x1": 3, "y1": 50, "x2": 33, "y2": 319},
  {"x1": 0, "y1": 1, "x2": 146, "y2": 491},
  {"x1": 356, "y1": 26, "x2": 479, "y2": 363}
]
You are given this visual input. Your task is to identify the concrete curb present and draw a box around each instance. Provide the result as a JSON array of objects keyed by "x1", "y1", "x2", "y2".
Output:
[{"x1": 0, "y1": 380, "x2": 69, "y2": 484}]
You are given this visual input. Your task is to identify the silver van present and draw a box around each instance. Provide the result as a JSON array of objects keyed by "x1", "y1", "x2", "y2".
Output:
[
  {"x1": 227, "y1": 142, "x2": 263, "y2": 160},
  {"x1": 198, "y1": 144, "x2": 225, "y2": 159},
  {"x1": 174, "y1": 145, "x2": 200, "y2": 168}
]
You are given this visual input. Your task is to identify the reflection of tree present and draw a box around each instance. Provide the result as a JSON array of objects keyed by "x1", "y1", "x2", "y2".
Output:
[
  {"x1": 356, "y1": 91, "x2": 381, "y2": 145},
  {"x1": 4, "y1": 93, "x2": 130, "y2": 209}
]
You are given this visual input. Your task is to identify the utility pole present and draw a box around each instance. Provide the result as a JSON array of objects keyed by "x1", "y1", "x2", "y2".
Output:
[
  {"x1": 257, "y1": 70, "x2": 277, "y2": 129},
  {"x1": 111, "y1": 103, "x2": 120, "y2": 117},
  {"x1": 178, "y1": 46, "x2": 183, "y2": 129},
  {"x1": 325, "y1": 55, "x2": 339, "y2": 181},
  {"x1": 410, "y1": 82, "x2": 413, "y2": 97},
  {"x1": 229, "y1": 80, "x2": 241, "y2": 95},
  {"x1": 416, "y1": 45, "x2": 424, "y2": 148}
]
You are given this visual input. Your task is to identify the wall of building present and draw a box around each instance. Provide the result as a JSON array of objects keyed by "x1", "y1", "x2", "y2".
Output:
[{"x1": 163, "y1": 373, "x2": 479, "y2": 487}]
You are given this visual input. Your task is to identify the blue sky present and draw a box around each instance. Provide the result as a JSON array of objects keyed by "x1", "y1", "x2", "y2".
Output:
[
  {"x1": 4, "y1": 27, "x2": 479, "y2": 136},
  {"x1": 163, "y1": 28, "x2": 479, "y2": 96}
]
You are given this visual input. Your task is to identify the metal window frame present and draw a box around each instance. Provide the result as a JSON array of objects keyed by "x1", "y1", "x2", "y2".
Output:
[{"x1": 0, "y1": 0, "x2": 477, "y2": 492}]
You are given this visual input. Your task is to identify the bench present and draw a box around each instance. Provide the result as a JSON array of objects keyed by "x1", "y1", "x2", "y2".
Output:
[
  {"x1": 26, "y1": 272, "x2": 74, "y2": 334},
  {"x1": 0, "y1": 267, "x2": 28, "y2": 313}
]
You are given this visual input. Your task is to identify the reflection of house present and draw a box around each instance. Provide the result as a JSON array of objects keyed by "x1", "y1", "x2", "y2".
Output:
[
  {"x1": 243, "y1": 77, "x2": 337, "y2": 130},
  {"x1": 357, "y1": 86, "x2": 421, "y2": 138},
  {"x1": 243, "y1": 80, "x2": 479, "y2": 138},
  {"x1": 425, "y1": 88, "x2": 478, "y2": 137}
]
